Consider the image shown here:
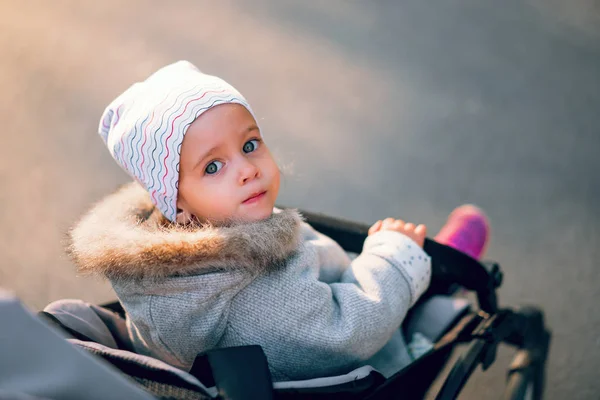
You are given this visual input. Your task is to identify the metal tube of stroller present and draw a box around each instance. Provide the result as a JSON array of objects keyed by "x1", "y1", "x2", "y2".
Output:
[
  {"x1": 435, "y1": 339, "x2": 488, "y2": 400},
  {"x1": 503, "y1": 350, "x2": 536, "y2": 400}
]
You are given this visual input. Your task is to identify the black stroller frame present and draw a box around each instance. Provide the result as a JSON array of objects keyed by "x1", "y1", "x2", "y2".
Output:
[{"x1": 44, "y1": 209, "x2": 551, "y2": 400}]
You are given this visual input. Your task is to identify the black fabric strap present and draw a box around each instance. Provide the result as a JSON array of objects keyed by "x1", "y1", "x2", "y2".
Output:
[{"x1": 190, "y1": 345, "x2": 273, "y2": 400}]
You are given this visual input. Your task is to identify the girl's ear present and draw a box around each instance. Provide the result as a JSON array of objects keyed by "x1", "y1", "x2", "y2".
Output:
[
  {"x1": 176, "y1": 208, "x2": 194, "y2": 225},
  {"x1": 176, "y1": 195, "x2": 194, "y2": 224}
]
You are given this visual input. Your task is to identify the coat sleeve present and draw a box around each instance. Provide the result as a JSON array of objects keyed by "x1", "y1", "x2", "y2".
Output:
[
  {"x1": 297, "y1": 221, "x2": 353, "y2": 284},
  {"x1": 228, "y1": 230, "x2": 432, "y2": 380}
]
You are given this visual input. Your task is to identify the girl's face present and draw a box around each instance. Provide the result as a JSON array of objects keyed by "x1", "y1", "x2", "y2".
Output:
[{"x1": 176, "y1": 103, "x2": 280, "y2": 225}]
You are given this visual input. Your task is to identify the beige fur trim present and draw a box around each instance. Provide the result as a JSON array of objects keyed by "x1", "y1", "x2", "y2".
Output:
[{"x1": 68, "y1": 182, "x2": 303, "y2": 281}]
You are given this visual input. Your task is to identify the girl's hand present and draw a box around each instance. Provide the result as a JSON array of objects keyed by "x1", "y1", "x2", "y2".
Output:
[{"x1": 368, "y1": 218, "x2": 427, "y2": 248}]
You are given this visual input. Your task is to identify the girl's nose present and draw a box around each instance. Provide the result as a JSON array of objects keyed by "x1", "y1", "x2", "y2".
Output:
[{"x1": 239, "y1": 159, "x2": 260, "y2": 185}]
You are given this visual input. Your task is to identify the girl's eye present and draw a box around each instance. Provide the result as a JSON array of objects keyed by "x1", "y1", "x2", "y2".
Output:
[
  {"x1": 205, "y1": 160, "x2": 223, "y2": 175},
  {"x1": 243, "y1": 139, "x2": 260, "y2": 154}
]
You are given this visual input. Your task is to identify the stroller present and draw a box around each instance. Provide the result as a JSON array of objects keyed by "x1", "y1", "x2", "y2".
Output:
[{"x1": 31, "y1": 208, "x2": 550, "y2": 399}]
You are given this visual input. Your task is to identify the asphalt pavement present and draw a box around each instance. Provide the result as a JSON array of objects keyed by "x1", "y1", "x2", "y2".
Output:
[{"x1": 1, "y1": 1, "x2": 599, "y2": 398}]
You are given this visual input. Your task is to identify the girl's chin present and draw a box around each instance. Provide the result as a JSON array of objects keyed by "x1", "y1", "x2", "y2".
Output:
[
  {"x1": 204, "y1": 209, "x2": 272, "y2": 226},
  {"x1": 245, "y1": 208, "x2": 274, "y2": 222}
]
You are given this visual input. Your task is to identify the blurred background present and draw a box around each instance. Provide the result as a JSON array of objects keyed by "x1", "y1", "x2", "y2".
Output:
[{"x1": 1, "y1": 0, "x2": 599, "y2": 398}]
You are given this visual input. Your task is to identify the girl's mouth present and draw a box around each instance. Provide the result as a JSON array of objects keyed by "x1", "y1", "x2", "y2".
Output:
[{"x1": 242, "y1": 191, "x2": 267, "y2": 204}]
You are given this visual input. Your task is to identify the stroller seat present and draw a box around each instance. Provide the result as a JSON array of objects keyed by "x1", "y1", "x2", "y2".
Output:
[{"x1": 42, "y1": 295, "x2": 471, "y2": 399}]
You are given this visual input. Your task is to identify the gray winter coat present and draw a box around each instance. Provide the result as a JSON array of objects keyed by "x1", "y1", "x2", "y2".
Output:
[{"x1": 69, "y1": 182, "x2": 431, "y2": 381}]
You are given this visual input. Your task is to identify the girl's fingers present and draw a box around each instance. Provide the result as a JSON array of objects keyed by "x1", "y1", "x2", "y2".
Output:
[
  {"x1": 373, "y1": 217, "x2": 427, "y2": 248},
  {"x1": 391, "y1": 220, "x2": 402, "y2": 229},
  {"x1": 369, "y1": 220, "x2": 383, "y2": 235},
  {"x1": 382, "y1": 218, "x2": 395, "y2": 229}
]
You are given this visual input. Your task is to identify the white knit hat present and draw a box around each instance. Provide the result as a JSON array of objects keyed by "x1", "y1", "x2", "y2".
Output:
[{"x1": 98, "y1": 61, "x2": 256, "y2": 221}]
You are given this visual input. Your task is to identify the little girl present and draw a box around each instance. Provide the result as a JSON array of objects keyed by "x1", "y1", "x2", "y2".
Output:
[{"x1": 69, "y1": 61, "x2": 489, "y2": 382}]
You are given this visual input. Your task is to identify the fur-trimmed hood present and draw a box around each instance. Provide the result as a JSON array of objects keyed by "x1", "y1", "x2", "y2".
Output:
[{"x1": 68, "y1": 182, "x2": 303, "y2": 281}]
